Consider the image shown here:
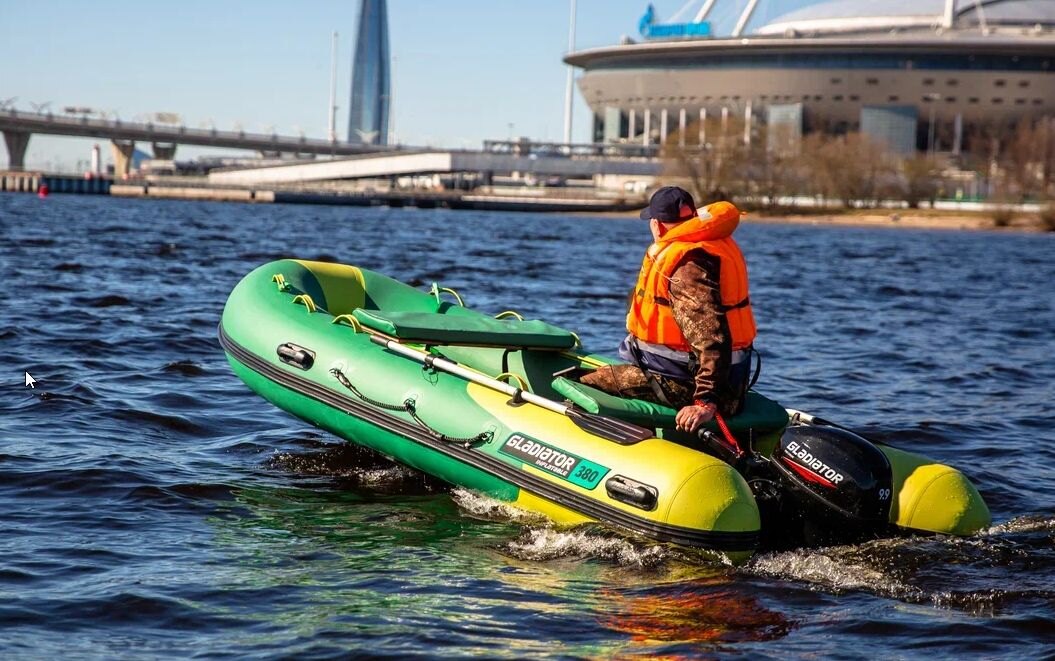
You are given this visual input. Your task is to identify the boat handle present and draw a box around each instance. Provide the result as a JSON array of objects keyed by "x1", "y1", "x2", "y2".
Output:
[
  {"x1": 292, "y1": 294, "x2": 317, "y2": 313},
  {"x1": 331, "y1": 314, "x2": 363, "y2": 332},
  {"x1": 605, "y1": 475, "x2": 658, "y2": 511},
  {"x1": 277, "y1": 343, "x2": 315, "y2": 370},
  {"x1": 271, "y1": 273, "x2": 289, "y2": 291},
  {"x1": 494, "y1": 310, "x2": 524, "y2": 321}
]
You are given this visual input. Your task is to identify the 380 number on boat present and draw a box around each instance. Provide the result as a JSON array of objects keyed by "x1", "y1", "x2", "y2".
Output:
[{"x1": 500, "y1": 433, "x2": 610, "y2": 489}]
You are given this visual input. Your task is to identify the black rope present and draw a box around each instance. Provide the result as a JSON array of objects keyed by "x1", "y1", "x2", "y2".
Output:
[
  {"x1": 329, "y1": 368, "x2": 493, "y2": 448},
  {"x1": 330, "y1": 368, "x2": 405, "y2": 411}
]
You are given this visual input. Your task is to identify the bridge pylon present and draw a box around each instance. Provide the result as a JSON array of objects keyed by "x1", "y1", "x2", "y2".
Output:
[
  {"x1": 152, "y1": 142, "x2": 177, "y2": 160},
  {"x1": 2, "y1": 130, "x2": 31, "y2": 170},
  {"x1": 111, "y1": 139, "x2": 136, "y2": 177}
]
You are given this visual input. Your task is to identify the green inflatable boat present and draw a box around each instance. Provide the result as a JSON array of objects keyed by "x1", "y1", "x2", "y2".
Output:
[{"x1": 220, "y1": 260, "x2": 991, "y2": 561}]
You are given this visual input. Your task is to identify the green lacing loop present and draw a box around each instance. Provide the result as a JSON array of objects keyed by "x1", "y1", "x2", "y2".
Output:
[
  {"x1": 494, "y1": 310, "x2": 524, "y2": 321},
  {"x1": 331, "y1": 314, "x2": 362, "y2": 332},
  {"x1": 292, "y1": 294, "x2": 317, "y2": 313},
  {"x1": 271, "y1": 273, "x2": 289, "y2": 291},
  {"x1": 430, "y1": 282, "x2": 465, "y2": 307}
]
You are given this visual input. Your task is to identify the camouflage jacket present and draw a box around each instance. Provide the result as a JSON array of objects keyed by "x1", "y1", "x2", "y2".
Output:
[{"x1": 666, "y1": 249, "x2": 734, "y2": 405}]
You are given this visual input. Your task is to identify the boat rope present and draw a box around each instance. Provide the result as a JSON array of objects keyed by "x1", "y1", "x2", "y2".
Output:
[
  {"x1": 329, "y1": 367, "x2": 493, "y2": 448},
  {"x1": 430, "y1": 283, "x2": 465, "y2": 307},
  {"x1": 713, "y1": 410, "x2": 744, "y2": 459}
]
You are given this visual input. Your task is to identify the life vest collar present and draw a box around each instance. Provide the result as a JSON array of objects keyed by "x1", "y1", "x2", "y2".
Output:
[{"x1": 655, "y1": 201, "x2": 740, "y2": 245}]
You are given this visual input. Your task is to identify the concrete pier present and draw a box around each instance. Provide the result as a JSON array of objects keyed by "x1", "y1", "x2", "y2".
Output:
[
  {"x1": 111, "y1": 184, "x2": 272, "y2": 203},
  {"x1": 1, "y1": 171, "x2": 112, "y2": 194},
  {"x1": 2, "y1": 170, "x2": 642, "y2": 212},
  {"x1": 1, "y1": 171, "x2": 39, "y2": 191}
]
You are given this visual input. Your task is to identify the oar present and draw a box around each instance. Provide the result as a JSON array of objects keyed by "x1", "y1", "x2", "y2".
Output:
[{"x1": 369, "y1": 335, "x2": 653, "y2": 445}]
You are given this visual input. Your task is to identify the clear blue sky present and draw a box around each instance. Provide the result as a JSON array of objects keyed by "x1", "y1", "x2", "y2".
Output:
[{"x1": 0, "y1": 0, "x2": 814, "y2": 170}]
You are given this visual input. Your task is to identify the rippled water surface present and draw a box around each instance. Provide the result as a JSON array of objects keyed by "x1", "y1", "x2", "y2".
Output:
[{"x1": 3, "y1": 195, "x2": 1054, "y2": 658}]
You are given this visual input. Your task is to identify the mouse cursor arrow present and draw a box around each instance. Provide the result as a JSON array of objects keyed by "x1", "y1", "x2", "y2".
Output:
[{"x1": 25, "y1": 372, "x2": 36, "y2": 388}]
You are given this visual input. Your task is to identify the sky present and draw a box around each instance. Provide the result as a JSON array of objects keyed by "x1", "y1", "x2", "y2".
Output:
[{"x1": 0, "y1": 0, "x2": 817, "y2": 171}]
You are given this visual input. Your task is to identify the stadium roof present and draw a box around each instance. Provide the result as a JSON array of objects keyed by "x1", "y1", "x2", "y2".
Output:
[{"x1": 754, "y1": 0, "x2": 1055, "y2": 35}]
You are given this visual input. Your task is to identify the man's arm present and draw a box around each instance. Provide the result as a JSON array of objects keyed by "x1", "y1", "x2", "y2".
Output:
[{"x1": 668, "y1": 251, "x2": 732, "y2": 406}]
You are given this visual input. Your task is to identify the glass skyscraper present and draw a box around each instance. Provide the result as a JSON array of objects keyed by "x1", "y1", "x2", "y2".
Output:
[{"x1": 348, "y1": 0, "x2": 390, "y2": 145}]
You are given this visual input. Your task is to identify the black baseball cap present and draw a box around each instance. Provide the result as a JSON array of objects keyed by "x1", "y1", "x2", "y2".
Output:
[{"x1": 639, "y1": 186, "x2": 697, "y2": 222}]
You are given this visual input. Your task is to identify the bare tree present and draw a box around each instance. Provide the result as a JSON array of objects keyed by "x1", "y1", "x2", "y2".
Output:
[
  {"x1": 742, "y1": 123, "x2": 800, "y2": 211},
  {"x1": 1000, "y1": 117, "x2": 1045, "y2": 201},
  {"x1": 662, "y1": 116, "x2": 808, "y2": 209},
  {"x1": 901, "y1": 154, "x2": 942, "y2": 208},
  {"x1": 801, "y1": 133, "x2": 894, "y2": 208}
]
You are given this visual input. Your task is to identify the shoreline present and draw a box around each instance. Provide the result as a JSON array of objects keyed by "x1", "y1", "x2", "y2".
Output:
[
  {"x1": 588, "y1": 208, "x2": 1053, "y2": 233},
  {"x1": 750, "y1": 212, "x2": 1002, "y2": 232},
  {"x1": 4, "y1": 170, "x2": 1051, "y2": 232}
]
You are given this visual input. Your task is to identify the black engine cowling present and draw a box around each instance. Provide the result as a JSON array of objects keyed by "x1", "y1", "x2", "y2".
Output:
[
  {"x1": 698, "y1": 418, "x2": 897, "y2": 548},
  {"x1": 771, "y1": 424, "x2": 893, "y2": 525}
]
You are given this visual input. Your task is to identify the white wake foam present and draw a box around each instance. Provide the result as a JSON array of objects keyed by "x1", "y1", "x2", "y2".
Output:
[
  {"x1": 449, "y1": 487, "x2": 547, "y2": 524},
  {"x1": 450, "y1": 489, "x2": 679, "y2": 567},
  {"x1": 983, "y1": 514, "x2": 1055, "y2": 535},
  {"x1": 745, "y1": 546, "x2": 923, "y2": 600},
  {"x1": 505, "y1": 527, "x2": 674, "y2": 568}
]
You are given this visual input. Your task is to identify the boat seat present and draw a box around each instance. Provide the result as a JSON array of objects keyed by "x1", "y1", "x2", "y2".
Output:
[
  {"x1": 551, "y1": 376, "x2": 789, "y2": 434},
  {"x1": 351, "y1": 309, "x2": 579, "y2": 350}
]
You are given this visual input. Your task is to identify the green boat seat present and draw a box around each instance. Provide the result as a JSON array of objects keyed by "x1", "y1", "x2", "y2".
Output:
[
  {"x1": 552, "y1": 376, "x2": 789, "y2": 434},
  {"x1": 351, "y1": 309, "x2": 579, "y2": 350}
]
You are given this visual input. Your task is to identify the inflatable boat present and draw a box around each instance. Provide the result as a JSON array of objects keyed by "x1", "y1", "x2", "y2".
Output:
[{"x1": 220, "y1": 260, "x2": 991, "y2": 561}]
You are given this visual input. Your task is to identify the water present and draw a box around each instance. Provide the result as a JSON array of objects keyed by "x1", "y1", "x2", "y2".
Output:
[{"x1": 2, "y1": 195, "x2": 1053, "y2": 657}]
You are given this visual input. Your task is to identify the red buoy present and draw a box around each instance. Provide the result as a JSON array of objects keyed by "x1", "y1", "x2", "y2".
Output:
[{"x1": 38, "y1": 183, "x2": 50, "y2": 198}]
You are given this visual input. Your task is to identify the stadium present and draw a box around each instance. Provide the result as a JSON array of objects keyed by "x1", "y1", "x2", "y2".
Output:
[{"x1": 566, "y1": 0, "x2": 1055, "y2": 154}]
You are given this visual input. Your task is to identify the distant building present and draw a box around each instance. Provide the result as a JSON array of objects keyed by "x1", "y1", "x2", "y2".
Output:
[
  {"x1": 348, "y1": 0, "x2": 390, "y2": 145},
  {"x1": 566, "y1": 0, "x2": 1055, "y2": 154}
]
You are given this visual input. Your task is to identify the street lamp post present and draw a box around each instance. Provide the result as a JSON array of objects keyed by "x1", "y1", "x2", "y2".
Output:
[
  {"x1": 328, "y1": 31, "x2": 339, "y2": 143},
  {"x1": 562, "y1": 0, "x2": 577, "y2": 147}
]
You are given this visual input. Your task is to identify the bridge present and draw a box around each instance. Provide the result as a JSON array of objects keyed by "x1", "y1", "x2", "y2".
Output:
[
  {"x1": 0, "y1": 109, "x2": 395, "y2": 175},
  {"x1": 1, "y1": 108, "x2": 664, "y2": 188}
]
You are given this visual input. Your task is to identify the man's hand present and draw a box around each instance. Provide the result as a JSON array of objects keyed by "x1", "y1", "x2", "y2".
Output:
[{"x1": 675, "y1": 402, "x2": 716, "y2": 433}]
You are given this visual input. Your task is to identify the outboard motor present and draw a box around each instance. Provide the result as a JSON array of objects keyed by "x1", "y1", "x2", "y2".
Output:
[
  {"x1": 764, "y1": 424, "x2": 894, "y2": 547},
  {"x1": 696, "y1": 416, "x2": 896, "y2": 548}
]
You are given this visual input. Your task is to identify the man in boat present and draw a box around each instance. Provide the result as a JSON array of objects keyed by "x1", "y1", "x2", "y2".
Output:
[{"x1": 580, "y1": 186, "x2": 757, "y2": 433}]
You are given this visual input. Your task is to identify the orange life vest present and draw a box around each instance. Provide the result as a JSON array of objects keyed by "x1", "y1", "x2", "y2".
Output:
[{"x1": 626, "y1": 201, "x2": 757, "y2": 352}]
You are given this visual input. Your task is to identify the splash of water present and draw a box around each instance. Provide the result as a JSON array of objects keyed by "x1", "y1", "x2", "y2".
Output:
[
  {"x1": 505, "y1": 527, "x2": 674, "y2": 568},
  {"x1": 744, "y1": 518, "x2": 1055, "y2": 615},
  {"x1": 450, "y1": 489, "x2": 676, "y2": 568},
  {"x1": 983, "y1": 514, "x2": 1055, "y2": 535},
  {"x1": 746, "y1": 545, "x2": 923, "y2": 600},
  {"x1": 449, "y1": 487, "x2": 547, "y2": 524},
  {"x1": 265, "y1": 444, "x2": 434, "y2": 491}
]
